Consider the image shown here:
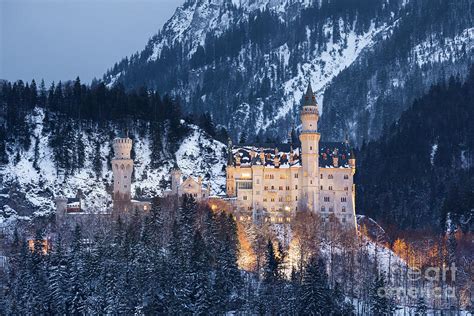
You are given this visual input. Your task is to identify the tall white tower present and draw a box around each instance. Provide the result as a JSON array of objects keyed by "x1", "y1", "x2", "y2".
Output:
[
  {"x1": 112, "y1": 134, "x2": 133, "y2": 211},
  {"x1": 299, "y1": 83, "x2": 321, "y2": 212}
]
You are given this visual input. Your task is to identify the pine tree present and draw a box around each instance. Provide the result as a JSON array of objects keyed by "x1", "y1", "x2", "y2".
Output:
[
  {"x1": 299, "y1": 256, "x2": 332, "y2": 315},
  {"x1": 190, "y1": 231, "x2": 212, "y2": 314},
  {"x1": 369, "y1": 272, "x2": 393, "y2": 316},
  {"x1": 48, "y1": 234, "x2": 68, "y2": 314},
  {"x1": 68, "y1": 224, "x2": 85, "y2": 315},
  {"x1": 415, "y1": 296, "x2": 428, "y2": 316},
  {"x1": 260, "y1": 239, "x2": 285, "y2": 314}
]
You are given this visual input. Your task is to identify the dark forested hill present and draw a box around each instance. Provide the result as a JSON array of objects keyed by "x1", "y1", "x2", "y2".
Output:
[
  {"x1": 104, "y1": 0, "x2": 473, "y2": 145},
  {"x1": 356, "y1": 67, "x2": 474, "y2": 235}
]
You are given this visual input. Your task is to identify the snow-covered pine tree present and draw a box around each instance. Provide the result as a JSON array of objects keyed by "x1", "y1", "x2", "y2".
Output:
[
  {"x1": 48, "y1": 234, "x2": 68, "y2": 314},
  {"x1": 299, "y1": 256, "x2": 332, "y2": 315},
  {"x1": 369, "y1": 272, "x2": 394, "y2": 315},
  {"x1": 190, "y1": 230, "x2": 212, "y2": 314},
  {"x1": 415, "y1": 296, "x2": 428, "y2": 316},
  {"x1": 68, "y1": 224, "x2": 85, "y2": 315}
]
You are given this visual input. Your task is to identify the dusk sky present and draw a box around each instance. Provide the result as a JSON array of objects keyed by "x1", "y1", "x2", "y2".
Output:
[{"x1": 1, "y1": 0, "x2": 180, "y2": 84}]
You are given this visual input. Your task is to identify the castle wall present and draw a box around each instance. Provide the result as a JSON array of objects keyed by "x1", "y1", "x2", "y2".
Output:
[{"x1": 319, "y1": 168, "x2": 355, "y2": 225}]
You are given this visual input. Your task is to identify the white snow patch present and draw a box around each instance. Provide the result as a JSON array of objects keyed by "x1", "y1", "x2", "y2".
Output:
[
  {"x1": 413, "y1": 27, "x2": 474, "y2": 67},
  {"x1": 430, "y1": 143, "x2": 438, "y2": 166}
]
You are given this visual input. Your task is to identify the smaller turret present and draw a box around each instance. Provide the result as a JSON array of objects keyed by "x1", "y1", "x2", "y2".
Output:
[
  {"x1": 332, "y1": 148, "x2": 339, "y2": 168},
  {"x1": 349, "y1": 149, "x2": 356, "y2": 168},
  {"x1": 274, "y1": 148, "x2": 280, "y2": 168},
  {"x1": 55, "y1": 196, "x2": 68, "y2": 218},
  {"x1": 227, "y1": 138, "x2": 234, "y2": 166},
  {"x1": 171, "y1": 163, "x2": 182, "y2": 195}
]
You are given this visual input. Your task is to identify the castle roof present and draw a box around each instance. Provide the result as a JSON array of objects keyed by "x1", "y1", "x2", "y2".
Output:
[
  {"x1": 67, "y1": 197, "x2": 80, "y2": 204},
  {"x1": 231, "y1": 142, "x2": 353, "y2": 169},
  {"x1": 303, "y1": 82, "x2": 317, "y2": 107}
]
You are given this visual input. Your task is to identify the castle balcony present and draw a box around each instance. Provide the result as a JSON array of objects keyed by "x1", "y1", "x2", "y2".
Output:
[{"x1": 301, "y1": 129, "x2": 318, "y2": 134}]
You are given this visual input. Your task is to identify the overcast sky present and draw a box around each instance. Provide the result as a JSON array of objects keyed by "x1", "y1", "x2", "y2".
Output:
[{"x1": 1, "y1": 0, "x2": 180, "y2": 85}]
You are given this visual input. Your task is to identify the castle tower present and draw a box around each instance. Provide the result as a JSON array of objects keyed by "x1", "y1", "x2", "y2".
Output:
[
  {"x1": 112, "y1": 134, "x2": 133, "y2": 212},
  {"x1": 55, "y1": 196, "x2": 68, "y2": 219},
  {"x1": 171, "y1": 163, "x2": 182, "y2": 195},
  {"x1": 226, "y1": 139, "x2": 236, "y2": 197},
  {"x1": 299, "y1": 83, "x2": 321, "y2": 212}
]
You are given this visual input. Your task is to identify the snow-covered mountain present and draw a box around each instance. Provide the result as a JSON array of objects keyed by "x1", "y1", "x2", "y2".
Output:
[
  {"x1": 104, "y1": 0, "x2": 473, "y2": 145},
  {"x1": 0, "y1": 107, "x2": 226, "y2": 223}
]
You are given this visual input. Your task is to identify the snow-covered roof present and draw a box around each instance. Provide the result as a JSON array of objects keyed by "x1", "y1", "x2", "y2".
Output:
[{"x1": 231, "y1": 142, "x2": 353, "y2": 169}]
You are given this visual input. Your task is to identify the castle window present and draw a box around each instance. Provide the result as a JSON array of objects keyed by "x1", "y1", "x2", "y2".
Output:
[
  {"x1": 321, "y1": 206, "x2": 325, "y2": 212},
  {"x1": 238, "y1": 181, "x2": 252, "y2": 190},
  {"x1": 324, "y1": 197, "x2": 330, "y2": 202},
  {"x1": 329, "y1": 207, "x2": 334, "y2": 212},
  {"x1": 264, "y1": 186, "x2": 268, "y2": 190},
  {"x1": 320, "y1": 185, "x2": 323, "y2": 190},
  {"x1": 310, "y1": 180, "x2": 313, "y2": 185},
  {"x1": 329, "y1": 186, "x2": 333, "y2": 191},
  {"x1": 265, "y1": 174, "x2": 275, "y2": 180},
  {"x1": 310, "y1": 146, "x2": 313, "y2": 150},
  {"x1": 263, "y1": 198, "x2": 267, "y2": 202},
  {"x1": 328, "y1": 174, "x2": 333, "y2": 179},
  {"x1": 271, "y1": 186, "x2": 275, "y2": 190},
  {"x1": 286, "y1": 186, "x2": 290, "y2": 190},
  {"x1": 279, "y1": 186, "x2": 283, "y2": 190},
  {"x1": 341, "y1": 197, "x2": 347, "y2": 202},
  {"x1": 279, "y1": 197, "x2": 283, "y2": 202},
  {"x1": 295, "y1": 185, "x2": 298, "y2": 190},
  {"x1": 344, "y1": 175, "x2": 349, "y2": 179},
  {"x1": 296, "y1": 196, "x2": 298, "y2": 201},
  {"x1": 294, "y1": 173, "x2": 298, "y2": 179},
  {"x1": 194, "y1": 193, "x2": 197, "y2": 197},
  {"x1": 344, "y1": 187, "x2": 349, "y2": 191},
  {"x1": 342, "y1": 206, "x2": 346, "y2": 212},
  {"x1": 342, "y1": 217, "x2": 346, "y2": 223},
  {"x1": 320, "y1": 174, "x2": 323, "y2": 179},
  {"x1": 243, "y1": 196, "x2": 248, "y2": 201},
  {"x1": 124, "y1": 176, "x2": 127, "y2": 179},
  {"x1": 286, "y1": 196, "x2": 291, "y2": 202},
  {"x1": 271, "y1": 198, "x2": 275, "y2": 202}
]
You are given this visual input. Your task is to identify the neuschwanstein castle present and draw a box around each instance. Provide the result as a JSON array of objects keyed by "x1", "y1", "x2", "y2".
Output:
[
  {"x1": 57, "y1": 83, "x2": 356, "y2": 227},
  {"x1": 225, "y1": 84, "x2": 356, "y2": 226}
]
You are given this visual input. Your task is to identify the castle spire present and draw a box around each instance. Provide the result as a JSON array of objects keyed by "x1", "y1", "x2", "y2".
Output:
[
  {"x1": 227, "y1": 138, "x2": 234, "y2": 166},
  {"x1": 303, "y1": 82, "x2": 317, "y2": 106}
]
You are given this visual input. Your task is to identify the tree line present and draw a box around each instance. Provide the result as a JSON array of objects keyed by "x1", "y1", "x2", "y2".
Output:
[{"x1": 0, "y1": 195, "x2": 437, "y2": 315}]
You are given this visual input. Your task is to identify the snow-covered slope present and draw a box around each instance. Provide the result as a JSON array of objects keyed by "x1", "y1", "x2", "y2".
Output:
[
  {"x1": 104, "y1": 0, "x2": 406, "y2": 142},
  {"x1": 0, "y1": 108, "x2": 226, "y2": 223},
  {"x1": 104, "y1": 0, "x2": 472, "y2": 146},
  {"x1": 147, "y1": 0, "x2": 309, "y2": 62}
]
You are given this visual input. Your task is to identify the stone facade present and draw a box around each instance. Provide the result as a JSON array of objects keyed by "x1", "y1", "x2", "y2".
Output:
[
  {"x1": 112, "y1": 136, "x2": 133, "y2": 204},
  {"x1": 164, "y1": 167, "x2": 211, "y2": 200},
  {"x1": 226, "y1": 84, "x2": 356, "y2": 227}
]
